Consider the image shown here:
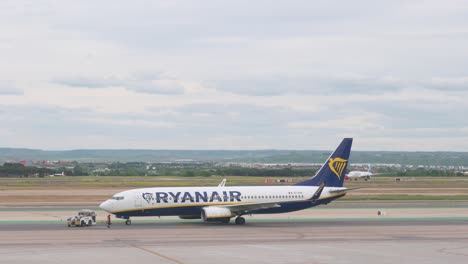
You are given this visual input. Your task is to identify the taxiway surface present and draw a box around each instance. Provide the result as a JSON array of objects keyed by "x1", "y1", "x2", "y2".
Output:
[
  {"x1": 2, "y1": 219, "x2": 468, "y2": 264},
  {"x1": 1, "y1": 200, "x2": 468, "y2": 263}
]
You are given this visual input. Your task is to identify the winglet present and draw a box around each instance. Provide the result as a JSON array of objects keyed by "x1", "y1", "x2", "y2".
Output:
[{"x1": 218, "y1": 179, "x2": 227, "y2": 187}]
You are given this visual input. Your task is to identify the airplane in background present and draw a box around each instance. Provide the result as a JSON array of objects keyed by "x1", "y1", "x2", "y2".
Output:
[
  {"x1": 49, "y1": 171, "x2": 65, "y2": 177},
  {"x1": 345, "y1": 164, "x2": 380, "y2": 180},
  {"x1": 99, "y1": 138, "x2": 353, "y2": 225}
]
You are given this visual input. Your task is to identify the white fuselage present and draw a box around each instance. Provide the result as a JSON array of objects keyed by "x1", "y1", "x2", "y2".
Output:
[{"x1": 100, "y1": 185, "x2": 345, "y2": 217}]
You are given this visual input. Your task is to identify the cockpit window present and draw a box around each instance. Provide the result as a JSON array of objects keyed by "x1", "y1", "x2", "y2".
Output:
[{"x1": 111, "y1": 196, "x2": 125, "y2": 200}]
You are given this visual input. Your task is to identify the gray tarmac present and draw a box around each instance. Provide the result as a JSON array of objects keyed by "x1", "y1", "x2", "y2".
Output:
[
  {"x1": 1, "y1": 218, "x2": 468, "y2": 231},
  {"x1": 1, "y1": 201, "x2": 468, "y2": 264}
]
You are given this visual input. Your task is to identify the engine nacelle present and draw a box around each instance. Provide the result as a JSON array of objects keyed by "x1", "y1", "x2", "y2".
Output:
[{"x1": 201, "y1": 206, "x2": 233, "y2": 222}]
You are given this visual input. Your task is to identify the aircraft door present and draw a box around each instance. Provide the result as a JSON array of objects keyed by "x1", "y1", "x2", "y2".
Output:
[{"x1": 135, "y1": 193, "x2": 142, "y2": 207}]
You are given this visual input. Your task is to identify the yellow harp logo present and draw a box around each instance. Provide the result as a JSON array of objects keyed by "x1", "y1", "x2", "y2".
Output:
[{"x1": 328, "y1": 157, "x2": 348, "y2": 179}]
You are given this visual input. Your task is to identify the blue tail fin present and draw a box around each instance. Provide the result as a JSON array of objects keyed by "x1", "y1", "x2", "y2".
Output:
[{"x1": 295, "y1": 138, "x2": 353, "y2": 187}]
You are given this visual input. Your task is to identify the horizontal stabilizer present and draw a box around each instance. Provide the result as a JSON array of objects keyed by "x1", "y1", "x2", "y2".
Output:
[{"x1": 328, "y1": 187, "x2": 363, "y2": 193}]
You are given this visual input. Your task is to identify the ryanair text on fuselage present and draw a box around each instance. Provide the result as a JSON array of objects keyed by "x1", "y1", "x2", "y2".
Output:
[{"x1": 143, "y1": 191, "x2": 242, "y2": 204}]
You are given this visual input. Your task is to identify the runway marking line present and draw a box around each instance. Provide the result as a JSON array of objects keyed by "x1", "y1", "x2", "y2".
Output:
[
  {"x1": 130, "y1": 244, "x2": 184, "y2": 264},
  {"x1": 438, "y1": 246, "x2": 468, "y2": 257}
]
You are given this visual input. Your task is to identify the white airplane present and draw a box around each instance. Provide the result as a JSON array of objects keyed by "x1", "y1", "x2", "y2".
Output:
[
  {"x1": 99, "y1": 138, "x2": 353, "y2": 225},
  {"x1": 345, "y1": 164, "x2": 378, "y2": 180},
  {"x1": 49, "y1": 171, "x2": 65, "y2": 177}
]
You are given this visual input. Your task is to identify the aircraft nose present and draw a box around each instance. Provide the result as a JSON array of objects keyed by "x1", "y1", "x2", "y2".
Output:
[{"x1": 99, "y1": 200, "x2": 112, "y2": 212}]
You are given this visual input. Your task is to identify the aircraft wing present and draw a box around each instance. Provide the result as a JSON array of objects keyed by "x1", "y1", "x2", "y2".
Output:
[
  {"x1": 371, "y1": 173, "x2": 391, "y2": 176},
  {"x1": 328, "y1": 187, "x2": 362, "y2": 193},
  {"x1": 221, "y1": 202, "x2": 282, "y2": 215},
  {"x1": 220, "y1": 184, "x2": 328, "y2": 215}
]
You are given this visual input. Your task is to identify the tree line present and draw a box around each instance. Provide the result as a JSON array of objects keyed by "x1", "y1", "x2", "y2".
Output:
[
  {"x1": 1, "y1": 162, "x2": 466, "y2": 177},
  {"x1": 0, "y1": 163, "x2": 53, "y2": 177}
]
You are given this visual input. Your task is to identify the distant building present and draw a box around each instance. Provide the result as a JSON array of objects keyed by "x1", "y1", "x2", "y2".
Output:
[{"x1": 92, "y1": 168, "x2": 111, "y2": 173}]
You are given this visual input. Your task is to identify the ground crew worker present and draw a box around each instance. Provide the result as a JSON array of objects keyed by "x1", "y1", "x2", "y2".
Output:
[{"x1": 107, "y1": 214, "x2": 111, "y2": 228}]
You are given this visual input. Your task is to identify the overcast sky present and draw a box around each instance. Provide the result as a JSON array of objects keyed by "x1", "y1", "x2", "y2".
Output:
[{"x1": 1, "y1": 0, "x2": 468, "y2": 151}]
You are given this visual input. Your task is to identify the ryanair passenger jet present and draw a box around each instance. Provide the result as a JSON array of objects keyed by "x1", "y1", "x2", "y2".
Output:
[{"x1": 99, "y1": 138, "x2": 353, "y2": 225}]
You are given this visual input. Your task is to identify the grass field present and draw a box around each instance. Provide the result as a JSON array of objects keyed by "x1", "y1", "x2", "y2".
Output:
[
  {"x1": 1, "y1": 176, "x2": 468, "y2": 201},
  {"x1": 2, "y1": 175, "x2": 468, "y2": 187}
]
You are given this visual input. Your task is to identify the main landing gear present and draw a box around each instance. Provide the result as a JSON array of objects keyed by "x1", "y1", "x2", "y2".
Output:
[
  {"x1": 235, "y1": 216, "x2": 245, "y2": 225},
  {"x1": 125, "y1": 219, "x2": 132, "y2": 225}
]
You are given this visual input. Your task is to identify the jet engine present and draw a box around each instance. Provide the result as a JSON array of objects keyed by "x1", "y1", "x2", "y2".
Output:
[{"x1": 201, "y1": 206, "x2": 233, "y2": 222}]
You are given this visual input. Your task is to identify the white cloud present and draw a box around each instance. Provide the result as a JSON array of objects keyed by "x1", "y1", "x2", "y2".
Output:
[
  {"x1": 78, "y1": 117, "x2": 176, "y2": 129},
  {"x1": 1, "y1": 0, "x2": 468, "y2": 150},
  {"x1": 54, "y1": 73, "x2": 187, "y2": 95},
  {"x1": 288, "y1": 113, "x2": 384, "y2": 131},
  {"x1": 0, "y1": 81, "x2": 23, "y2": 95}
]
